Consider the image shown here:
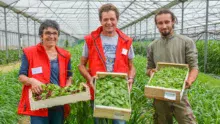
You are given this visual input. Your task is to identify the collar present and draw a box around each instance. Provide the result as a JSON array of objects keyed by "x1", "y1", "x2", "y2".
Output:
[
  {"x1": 91, "y1": 26, "x2": 130, "y2": 42},
  {"x1": 36, "y1": 42, "x2": 59, "y2": 53},
  {"x1": 161, "y1": 33, "x2": 175, "y2": 40}
]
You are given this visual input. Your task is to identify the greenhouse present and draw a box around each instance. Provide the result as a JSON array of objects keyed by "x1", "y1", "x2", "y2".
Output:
[{"x1": 0, "y1": 0, "x2": 219, "y2": 123}]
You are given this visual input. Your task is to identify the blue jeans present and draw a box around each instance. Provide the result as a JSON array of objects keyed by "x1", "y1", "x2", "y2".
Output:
[
  {"x1": 30, "y1": 106, "x2": 64, "y2": 124},
  {"x1": 91, "y1": 100, "x2": 126, "y2": 124}
]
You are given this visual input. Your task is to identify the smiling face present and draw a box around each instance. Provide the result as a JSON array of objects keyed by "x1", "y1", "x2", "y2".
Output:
[
  {"x1": 41, "y1": 27, "x2": 58, "y2": 48},
  {"x1": 155, "y1": 13, "x2": 175, "y2": 37},
  {"x1": 100, "y1": 10, "x2": 118, "y2": 36}
]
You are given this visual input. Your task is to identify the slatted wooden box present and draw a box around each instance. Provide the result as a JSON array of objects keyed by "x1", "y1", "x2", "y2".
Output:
[
  {"x1": 145, "y1": 62, "x2": 189, "y2": 103},
  {"x1": 93, "y1": 72, "x2": 131, "y2": 121},
  {"x1": 29, "y1": 83, "x2": 91, "y2": 110}
]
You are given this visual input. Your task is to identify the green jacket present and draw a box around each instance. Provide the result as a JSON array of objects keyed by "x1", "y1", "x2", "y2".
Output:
[{"x1": 147, "y1": 33, "x2": 198, "y2": 70}]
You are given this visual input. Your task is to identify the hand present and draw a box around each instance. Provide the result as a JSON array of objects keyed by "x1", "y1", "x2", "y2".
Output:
[
  {"x1": 89, "y1": 76, "x2": 97, "y2": 90},
  {"x1": 128, "y1": 78, "x2": 134, "y2": 92},
  {"x1": 29, "y1": 78, "x2": 44, "y2": 94},
  {"x1": 185, "y1": 79, "x2": 193, "y2": 89},
  {"x1": 66, "y1": 77, "x2": 73, "y2": 87},
  {"x1": 66, "y1": 82, "x2": 72, "y2": 87},
  {"x1": 148, "y1": 69, "x2": 157, "y2": 77}
]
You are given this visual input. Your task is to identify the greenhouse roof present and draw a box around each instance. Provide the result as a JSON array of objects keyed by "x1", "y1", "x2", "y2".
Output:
[{"x1": 0, "y1": 0, "x2": 220, "y2": 39}]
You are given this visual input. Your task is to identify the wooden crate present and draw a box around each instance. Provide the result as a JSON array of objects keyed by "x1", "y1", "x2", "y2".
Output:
[
  {"x1": 145, "y1": 62, "x2": 189, "y2": 103},
  {"x1": 29, "y1": 83, "x2": 90, "y2": 110},
  {"x1": 93, "y1": 72, "x2": 131, "y2": 121}
]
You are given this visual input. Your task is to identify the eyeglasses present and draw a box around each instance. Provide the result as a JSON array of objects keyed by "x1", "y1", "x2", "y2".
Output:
[{"x1": 44, "y1": 31, "x2": 58, "y2": 36}]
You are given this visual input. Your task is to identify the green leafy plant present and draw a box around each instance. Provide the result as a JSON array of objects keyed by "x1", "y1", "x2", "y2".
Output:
[
  {"x1": 95, "y1": 76, "x2": 130, "y2": 108},
  {"x1": 149, "y1": 67, "x2": 188, "y2": 90},
  {"x1": 33, "y1": 83, "x2": 85, "y2": 101}
]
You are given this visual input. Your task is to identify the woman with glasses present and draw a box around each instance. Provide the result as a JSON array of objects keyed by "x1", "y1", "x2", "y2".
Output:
[{"x1": 17, "y1": 19, "x2": 72, "y2": 124}]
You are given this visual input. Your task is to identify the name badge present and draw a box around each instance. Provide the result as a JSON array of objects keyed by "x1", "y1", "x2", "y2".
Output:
[
  {"x1": 164, "y1": 92, "x2": 176, "y2": 100},
  {"x1": 122, "y1": 48, "x2": 128, "y2": 55},
  {"x1": 31, "y1": 67, "x2": 43, "y2": 75}
]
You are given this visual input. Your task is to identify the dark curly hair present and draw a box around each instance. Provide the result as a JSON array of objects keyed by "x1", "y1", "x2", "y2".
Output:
[
  {"x1": 154, "y1": 9, "x2": 178, "y2": 28},
  {"x1": 38, "y1": 19, "x2": 60, "y2": 36}
]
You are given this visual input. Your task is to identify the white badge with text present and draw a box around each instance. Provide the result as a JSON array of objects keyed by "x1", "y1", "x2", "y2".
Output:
[
  {"x1": 122, "y1": 48, "x2": 128, "y2": 55},
  {"x1": 164, "y1": 92, "x2": 176, "y2": 100},
  {"x1": 31, "y1": 67, "x2": 43, "y2": 75}
]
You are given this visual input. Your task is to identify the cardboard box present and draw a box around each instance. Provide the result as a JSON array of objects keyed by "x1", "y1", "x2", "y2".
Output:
[
  {"x1": 145, "y1": 62, "x2": 189, "y2": 103},
  {"x1": 29, "y1": 83, "x2": 90, "y2": 110},
  {"x1": 93, "y1": 72, "x2": 131, "y2": 121}
]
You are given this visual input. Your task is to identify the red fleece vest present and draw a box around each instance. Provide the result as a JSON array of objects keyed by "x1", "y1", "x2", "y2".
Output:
[
  {"x1": 84, "y1": 26, "x2": 132, "y2": 100},
  {"x1": 17, "y1": 43, "x2": 70, "y2": 117}
]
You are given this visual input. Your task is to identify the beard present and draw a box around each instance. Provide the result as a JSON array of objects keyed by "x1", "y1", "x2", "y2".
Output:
[{"x1": 161, "y1": 30, "x2": 171, "y2": 37}]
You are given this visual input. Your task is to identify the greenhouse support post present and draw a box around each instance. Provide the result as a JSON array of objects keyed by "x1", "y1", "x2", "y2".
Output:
[
  {"x1": 204, "y1": 0, "x2": 209, "y2": 73},
  {"x1": 17, "y1": 13, "x2": 21, "y2": 58},
  {"x1": 87, "y1": 0, "x2": 90, "y2": 34},
  {"x1": 135, "y1": 23, "x2": 136, "y2": 40},
  {"x1": 181, "y1": 1, "x2": 184, "y2": 34},
  {"x1": 4, "y1": 7, "x2": 8, "y2": 63},
  {"x1": 146, "y1": 19, "x2": 148, "y2": 40},
  {"x1": 154, "y1": 24, "x2": 156, "y2": 39},
  {"x1": 27, "y1": 17, "x2": 29, "y2": 47},
  {"x1": 34, "y1": 20, "x2": 36, "y2": 45},
  {"x1": 140, "y1": 21, "x2": 142, "y2": 41}
]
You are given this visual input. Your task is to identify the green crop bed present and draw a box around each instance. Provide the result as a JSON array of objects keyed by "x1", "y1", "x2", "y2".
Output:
[
  {"x1": 0, "y1": 49, "x2": 20, "y2": 65},
  {"x1": 1, "y1": 43, "x2": 219, "y2": 124}
]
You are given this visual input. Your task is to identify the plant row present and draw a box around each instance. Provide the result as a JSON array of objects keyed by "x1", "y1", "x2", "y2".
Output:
[{"x1": 0, "y1": 49, "x2": 20, "y2": 65}]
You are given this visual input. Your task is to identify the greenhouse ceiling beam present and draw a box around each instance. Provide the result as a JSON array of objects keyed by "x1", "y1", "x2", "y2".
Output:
[
  {"x1": 39, "y1": 0, "x2": 79, "y2": 39},
  {"x1": 14, "y1": 6, "x2": 212, "y2": 10},
  {"x1": 126, "y1": 8, "x2": 143, "y2": 16},
  {"x1": 184, "y1": 12, "x2": 220, "y2": 22},
  {"x1": 178, "y1": 21, "x2": 220, "y2": 30},
  {"x1": 119, "y1": 12, "x2": 137, "y2": 24},
  {"x1": 0, "y1": 29, "x2": 34, "y2": 35},
  {"x1": 133, "y1": 2, "x2": 151, "y2": 13},
  {"x1": 120, "y1": 0, "x2": 136, "y2": 15},
  {"x1": 41, "y1": 0, "x2": 174, "y2": 2},
  {"x1": 120, "y1": 0, "x2": 181, "y2": 30},
  {"x1": 0, "y1": 1, "x2": 79, "y2": 40},
  {"x1": 0, "y1": 1, "x2": 40, "y2": 22},
  {"x1": 72, "y1": 1, "x2": 85, "y2": 16}
]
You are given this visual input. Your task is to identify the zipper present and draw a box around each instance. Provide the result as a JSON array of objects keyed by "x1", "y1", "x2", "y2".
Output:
[{"x1": 23, "y1": 104, "x2": 27, "y2": 112}]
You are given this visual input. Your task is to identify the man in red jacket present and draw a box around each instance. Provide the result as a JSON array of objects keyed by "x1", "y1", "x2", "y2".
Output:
[{"x1": 78, "y1": 3, "x2": 136, "y2": 124}]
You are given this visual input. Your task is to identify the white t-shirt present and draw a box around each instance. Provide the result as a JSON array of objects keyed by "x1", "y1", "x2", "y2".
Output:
[{"x1": 82, "y1": 34, "x2": 134, "y2": 72}]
